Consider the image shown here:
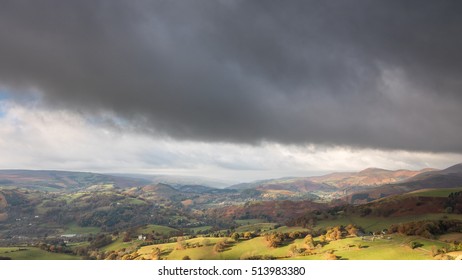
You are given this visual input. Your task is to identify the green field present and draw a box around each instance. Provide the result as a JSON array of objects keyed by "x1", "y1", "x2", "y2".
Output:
[
  {"x1": 267, "y1": 226, "x2": 308, "y2": 233},
  {"x1": 406, "y1": 187, "x2": 462, "y2": 197},
  {"x1": 63, "y1": 192, "x2": 87, "y2": 202},
  {"x1": 235, "y1": 222, "x2": 279, "y2": 233},
  {"x1": 291, "y1": 236, "x2": 439, "y2": 260},
  {"x1": 100, "y1": 224, "x2": 179, "y2": 252},
  {"x1": 314, "y1": 213, "x2": 462, "y2": 232},
  {"x1": 132, "y1": 214, "x2": 462, "y2": 260},
  {"x1": 101, "y1": 238, "x2": 145, "y2": 252},
  {"x1": 220, "y1": 237, "x2": 293, "y2": 260},
  {"x1": 136, "y1": 233, "x2": 444, "y2": 260},
  {"x1": 0, "y1": 233, "x2": 448, "y2": 260},
  {"x1": 138, "y1": 237, "x2": 224, "y2": 260},
  {"x1": 63, "y1": 223, "x2": 100, "y2": 234},
  {"x1": 135, "y1": 224, "x2": 179, "y2": 235},
  {"x1": 0, "y1": 247, "x2": 81, "y2": 260},
  {"x1": 189, "y1": 226, "x2": 213, "y2": 233},
  {"x1": 234, "y1": 219, "x2": 267, "y2": 225}
]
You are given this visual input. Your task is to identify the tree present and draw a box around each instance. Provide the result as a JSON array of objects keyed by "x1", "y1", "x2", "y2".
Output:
[
  {"x1": 231, "y1": 232, "x2": 240, "y2": 241},
  {"x1": 122, "y1": 232, "x2": 131, "y2": 242},
  {"x1": 145, "y1": 233, "x2": 154, "y2": 241},
  {"x1": 288, "y1": 232, "x2": 297, "y2": 239},
  {"x1": 243, "y1": 232, "x2": 252, "y2": 239},
  {"x1": 182, "y1": 255, "x2": 191, "y2": 260},
  {"x1": 345, "y1": 224, "x2": 358, "y2": 236},
  {"x1": 304, "y1": 234, "x2": 314, "y2": 248},
  {"x1": 105, "y1": 252, "x2": 118, "y2": 260},
  {"x1": 214, "y1": 241, "x2": 226, "y2": 253},
  {"x1": 151, "y1": 247, "x2": 161, "y2": 260},
  {"x1": 410, "y1": 241, "x2": 423, "y2": 249},
  {"x1": 176, "y1": 237, "x2": 185, "y2": 250},
  {"x1": 431, "y1": 246, "x2": 438, "y2": 257},
  {"x1": 266, "y1": 233, "x2": 284, "y2": 248},
  {"x1": 325, "y1": 226, "x2": 344, "y2": 241},
  {"x1": 288, "y1": 244, "x2": 298, "y2": 256}
]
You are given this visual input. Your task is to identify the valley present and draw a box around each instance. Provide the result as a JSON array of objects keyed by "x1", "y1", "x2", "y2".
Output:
[{"x1": 0, "y1": 164, "x2": 461, "y2": 260}]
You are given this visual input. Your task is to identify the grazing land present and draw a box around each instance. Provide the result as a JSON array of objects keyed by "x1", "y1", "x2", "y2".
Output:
[
  {"x1": 0, "y1": 247, "x2": 81, "y2": 260},
  {"x1": 1, "y1": 164, "x2": 462, "y2": 260},
  {"x1": 135, "y1": 233, "x2": 447, "y2": 260}
]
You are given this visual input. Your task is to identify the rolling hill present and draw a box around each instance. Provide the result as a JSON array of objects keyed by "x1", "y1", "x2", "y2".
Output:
[
  {"x1": 309, "y1": 167, "x2": 435, "y2": 188},
  {"x1": 1, "y1": 163, "x2": 462, "y2": 260},
  {"x1": 228, "y1": 167, "x2": 434, "y2": 195},
  {"x1": 0, "y1": 170, "x2": 150, "y2": 191},
  {"x1": 345, "y1": 163, "x2": 462, "y2": 204}
]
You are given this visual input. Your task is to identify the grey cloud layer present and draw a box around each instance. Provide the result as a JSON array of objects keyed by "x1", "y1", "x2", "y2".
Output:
[{"x1": 0, "y1": 0, "x2": 461, "y2": 152}]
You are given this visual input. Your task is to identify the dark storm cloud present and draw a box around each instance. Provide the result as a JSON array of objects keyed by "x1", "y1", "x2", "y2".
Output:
[{"x1": 0, "y1": 0, "x2": 461, "y2": 152}]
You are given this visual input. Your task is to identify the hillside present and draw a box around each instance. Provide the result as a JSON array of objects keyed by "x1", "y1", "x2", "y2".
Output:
[
  {"x1": 228, "y1": 167, "x2": 432, "y2": 197},
  {"x1": 402, "y1": 163, "x2": 462, "y2": 182},
  {"x1": 0, "y1": 163, "x2": 462, "y2": 260},
  {"x1": 173, "y1": 185, "x2": 235, "y2": 194},
  {"x1": 310, "y1": 167, "x2": 435, "y2": 188},
  {"x1": 0, "y1": 170, "x2": 150, "y2": 191},
  {"x1": 206, "y1": 200, "x2": 331, "y2": 223},
  {"x1": 0, "y1": 193, "x2": 7, "y2": 222},
  {"x1": 345, "y1": 163, "x2": 462, "y2": 204},
  {"x1": 229, "y1": 177, "x2": 335, "y2": 192},
  {"x1": 112, "y1": 173, "x2": 231, "y2": 188}
]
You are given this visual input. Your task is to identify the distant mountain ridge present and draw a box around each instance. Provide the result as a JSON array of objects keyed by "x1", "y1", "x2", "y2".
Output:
[
  {"x1": 309, "y1": 167, "x2": 436, "y2": 188},
  {"x1": 228, "y1": 166, "x2": 436, "y2": 193},
  {"x1": 346, "y1": 163, "x2": 462, "y2": 203},
  {"x1": 1, "y1": 164, "x2": 460, "y2": 201},
  {"x1": 110, "y1": 173, "x2": 231, "y2": 188}
]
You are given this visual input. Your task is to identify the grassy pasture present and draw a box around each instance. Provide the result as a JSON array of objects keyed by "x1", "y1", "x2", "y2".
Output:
[
  {"x1": 292, "y1": 236, "x2": 430, "y2": 260},
  {"x1": 189, "y1": 226, "x2": 213, "y2": 233},
  {"x1": 406, "y1": 187, "x2": 462, "y2": 197},
  {"x1": 137, "y1": 236, "x2": 294, "y2": 260},
  {"x1": 315, "y1": 213, "x2": 462, "y2": 232},
  {"x1": 0, "y1": 247, "x2": 80, "y2": 260},
  {"x1": 101, "y1": 238, "x2": 145, "y2": 252},
  {"x1": 136, "y1": 233, "x2": 443, "y2": 260},
  {"x1": 100, "y1": 225, "x2": 179, "y2": 252},
  {"x1": 220, "y1": 236, "x2": 293, "y2": 260},
  {"x1": 63, "y1": 223, "x2": 100, "y2": 234},
  {"x1": 0, "y1": 233, "x2": 445, "y2": 260},
  {"x1": 235, "y1": 223, "x2": 278, "y2": 233},
  {"x1": 135, "y1": 224, "x2": 179, "y2": 235},
  {"x1": 137, "y1": 237, "x2": 225, "y2": 260},
  {"x1": 234, "y1": 219, "x2": 266, "y2": 225},
  {"x1": 267, "y1": 226, "x2": 308, "y2": 233}
]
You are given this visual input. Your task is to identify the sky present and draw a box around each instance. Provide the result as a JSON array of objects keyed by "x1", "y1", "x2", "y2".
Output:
[{"x1": 0, "y1": 0, "x2": 461, "y2": 183}]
